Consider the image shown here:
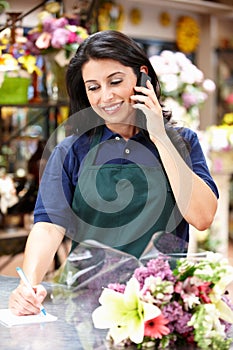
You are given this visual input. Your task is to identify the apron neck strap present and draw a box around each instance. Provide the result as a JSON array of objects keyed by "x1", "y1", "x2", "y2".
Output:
[
  {"x1": 84, "y1": 125, "x2": 104, "y2": 166},
  {"x1": 90, "y1": 125, "x2": 104, "y2": 150}
]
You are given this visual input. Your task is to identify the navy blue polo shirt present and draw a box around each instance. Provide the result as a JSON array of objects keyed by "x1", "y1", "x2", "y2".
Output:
[{"x1": 34, "y1": 126, "x2": 219, "y2": 241}]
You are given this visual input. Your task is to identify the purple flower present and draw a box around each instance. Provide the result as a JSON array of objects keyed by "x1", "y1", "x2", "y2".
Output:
[
  {"x1": 133, "y1": 256, "x2": 176, "y2": 289},
  {"x1": 107, "y1": 283, "x2": 126, "y2": 293},
  {"x1": 220, "y1": 294, "x2": 233, "y2": 333},
  {"x1": 182, "y1": 92, "x2": 198, "y2": 108},
  {"x1": 51, "y1": 28, "x2": 70, "y2": 48},
  {"x1": 162, "y1": 301, "x2": 193, "y2": 335},
  {"x1": 42, "y1": 17, "x2": 69, "y2": 33},
  {"x1": 133, "y1": 266, "x2": 152, "y2": 289},
  {"x1": 55, "y1": 17, "x2": 69, "y2": 28},
  {"x1": 174, "y1": 311, "x2": 193, "y2": 334},
  {"x1": 162, "y1": 301, "x2": 183, "y2": 324},
  {"x1": 42, "y1": 17, "x2": 56, "y2": 33}
]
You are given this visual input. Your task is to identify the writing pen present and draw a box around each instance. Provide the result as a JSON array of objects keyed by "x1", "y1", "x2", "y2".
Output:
[{"x1": 16, "y1": 266, "x2": 47, "y2": 316}]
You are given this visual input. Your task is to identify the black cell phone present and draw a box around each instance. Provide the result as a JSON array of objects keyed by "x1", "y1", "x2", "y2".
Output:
[
  {"x1": 137, "y1": 72, "x2": 151, "y2": 91},
  {"x1": 135, "y1": 72, "x2": 151, "y2": 101}
]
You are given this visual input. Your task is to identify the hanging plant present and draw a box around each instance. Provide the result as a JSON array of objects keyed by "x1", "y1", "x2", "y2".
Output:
[
  {"x1": 176, "y1": 16, "x2": 200, "y2": 53},
  {"x1": 0, "y1": 0, "x2": 9, "y2": 15}
]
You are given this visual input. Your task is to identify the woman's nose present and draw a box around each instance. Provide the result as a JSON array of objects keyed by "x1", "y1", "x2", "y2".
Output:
[{"x1": 101, "y1": 86, "x2": 114, "y2": 102}]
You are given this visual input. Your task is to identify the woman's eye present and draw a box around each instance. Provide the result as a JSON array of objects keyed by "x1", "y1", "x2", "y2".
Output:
[
  {"x1": 111, "y1": 79, "x2": 122, "y2": 85},
  {"x1": 87, "y1": 84, "x2": 99, "y2": 91}
]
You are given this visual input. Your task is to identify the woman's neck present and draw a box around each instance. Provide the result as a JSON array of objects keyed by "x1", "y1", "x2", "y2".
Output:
[{"x1": 106, "y1": 123, "x2": 139, "y2": 140}]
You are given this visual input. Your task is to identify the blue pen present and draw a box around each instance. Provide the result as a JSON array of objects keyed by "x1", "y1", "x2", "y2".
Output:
[{"x1": 16, "y1": 267, "x2": 47, "y2": 316}]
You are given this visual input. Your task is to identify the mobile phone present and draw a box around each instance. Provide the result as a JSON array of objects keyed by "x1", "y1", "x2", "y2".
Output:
[
  {"x1": 135, "y1": 72, "x2": 151, "y2": 102},
  {"x1": 137, "y1": 72, "x2": 151, "y2": 88}
]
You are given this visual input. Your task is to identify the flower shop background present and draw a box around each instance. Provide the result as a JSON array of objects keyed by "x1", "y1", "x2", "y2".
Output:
[{"x1": 0, "y1": 0, "x2": 233, "y2": 267}]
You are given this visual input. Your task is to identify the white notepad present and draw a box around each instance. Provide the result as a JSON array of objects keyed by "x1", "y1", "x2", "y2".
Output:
[{"x1": 0, "y1": 309, "x2": 58, "y2": 327}]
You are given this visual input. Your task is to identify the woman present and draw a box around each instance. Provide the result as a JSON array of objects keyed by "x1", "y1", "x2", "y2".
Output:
[{"x1": 9, "y1": 30, "x2": 218, "y2": 315}]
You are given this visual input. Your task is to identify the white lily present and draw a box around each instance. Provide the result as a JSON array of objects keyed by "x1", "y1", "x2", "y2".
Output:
[{"x1": 92, "y1": 277, "x2": 161, "y2": 344}]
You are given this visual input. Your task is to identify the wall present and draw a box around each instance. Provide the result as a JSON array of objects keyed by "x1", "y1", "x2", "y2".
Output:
[
  {"x1": 116, "y1": 1, "x2": 199, "y2": 41},
  {"x1": 0, "y1": 0, "x2": 199, "y2": 33},
  {"x1": 0, "y1": 1, "x2": 42, "y2": 27}
]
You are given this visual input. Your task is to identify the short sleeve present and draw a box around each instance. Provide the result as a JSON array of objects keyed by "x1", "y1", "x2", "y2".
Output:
[{"x1": 34, "y1": 135, "x2": 81, "y2": 231}]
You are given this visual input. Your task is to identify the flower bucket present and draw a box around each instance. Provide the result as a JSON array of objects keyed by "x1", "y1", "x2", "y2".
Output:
[
  {"x1": 43, "y1": 52, "x2": 69, "y2": 102},
  {"x1": 0, "y1": 76, "x2": 31, "y2": 104}
]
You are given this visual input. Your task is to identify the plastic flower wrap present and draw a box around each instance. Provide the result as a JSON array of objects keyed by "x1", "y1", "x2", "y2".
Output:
[
  {"x1": 92, "y1": 251, "x2": 233, "y2": 350},
  {"x1": 149, "y1": 50, "x2": 216, "y2": 130}
]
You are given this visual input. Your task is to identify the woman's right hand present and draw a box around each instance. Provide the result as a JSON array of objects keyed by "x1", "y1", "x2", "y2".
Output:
[
  {"x1": 9, "y1": 283, "x2": 47, "y2": 316},
  {"x1": 131, "y1": 80, "x2": 167, "y2": 143}
]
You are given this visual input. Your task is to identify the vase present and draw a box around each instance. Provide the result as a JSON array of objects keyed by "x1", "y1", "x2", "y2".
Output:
[{"x1": 43, "y1": 52, "x2": 69, "y2": 102}]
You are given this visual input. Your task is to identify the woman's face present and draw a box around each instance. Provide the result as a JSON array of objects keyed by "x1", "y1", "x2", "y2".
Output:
[{"x1": 82, "y1": 58, "x2": 137, "y2": 125}]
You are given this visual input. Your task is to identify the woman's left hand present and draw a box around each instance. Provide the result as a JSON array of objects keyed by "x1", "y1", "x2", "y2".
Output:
[{"x1": 130, "y1": 80, "x2": 166, "y2": 142}]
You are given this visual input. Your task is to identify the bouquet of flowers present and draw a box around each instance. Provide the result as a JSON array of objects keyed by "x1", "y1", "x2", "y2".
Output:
[
  {"x1": 26, "y1": 11, "x2": 89, "y2": 66},
  {"x1": 149, "y1": 50, "x2": 216, "y2": 130},
  {"x1": 0, "y1": 27, "x2": 42, "y2": 81},
  {"x1": 92, "y1": 252, "x2": 233, "y2": 349}
]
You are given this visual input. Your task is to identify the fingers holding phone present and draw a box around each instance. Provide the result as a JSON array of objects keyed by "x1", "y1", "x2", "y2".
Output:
[{"x1": 131, "y1": 72, "x2": 166, "y2": 140}]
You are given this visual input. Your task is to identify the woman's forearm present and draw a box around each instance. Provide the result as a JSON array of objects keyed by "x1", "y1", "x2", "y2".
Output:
[
  {"x1": 22, "y1": 222, "x2": 65, "y2": 285},
  {"x1": 151, "y1": 134, "x2": 218, "y2": 230}
]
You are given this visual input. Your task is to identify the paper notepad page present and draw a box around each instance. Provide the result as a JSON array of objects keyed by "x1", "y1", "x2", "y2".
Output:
[{"x1": 0, "y1": 309, "x2": 58, "y2": 327}]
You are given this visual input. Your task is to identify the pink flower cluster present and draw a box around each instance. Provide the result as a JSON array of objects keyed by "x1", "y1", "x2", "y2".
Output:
[{"x1": 26, "y1": 16, "x2": 89, "y2": 57}]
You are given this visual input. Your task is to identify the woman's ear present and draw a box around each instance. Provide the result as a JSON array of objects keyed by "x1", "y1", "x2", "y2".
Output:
[{"x1": 140, "y1": 65, "x2": 149, "y2": 74}]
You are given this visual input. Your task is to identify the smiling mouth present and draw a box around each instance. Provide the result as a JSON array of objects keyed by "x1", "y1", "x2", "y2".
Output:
[{"x1": 102, "y1": 102, "x2": 123, "y2": 114}]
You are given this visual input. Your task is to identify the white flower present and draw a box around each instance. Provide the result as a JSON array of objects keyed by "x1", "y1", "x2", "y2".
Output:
[
  {"x1": 92, "y1": 277, "x2": 161, "y2": 345},
  {"x1": 160, "y1": 74, "x2": 179, "y2": 92},
  {"x1": 203, "y1": 79, "x2": 216, "y2": 92},
  {"x1": 149, "y1": 50, "x2": 215, "y2": 129}
]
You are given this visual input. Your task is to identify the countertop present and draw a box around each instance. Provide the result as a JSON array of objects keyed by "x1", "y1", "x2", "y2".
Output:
[{"x1": 0, "y1": 275, "x2": 109, "y2": 350}]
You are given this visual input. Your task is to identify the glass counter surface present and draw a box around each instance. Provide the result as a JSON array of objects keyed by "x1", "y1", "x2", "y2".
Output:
[
  {"x1": 0, "y1": 275, "x2": 232, "y2": 350},
  {"x1": 0, "y1": 275, "x2": 107, "y2": 350}
]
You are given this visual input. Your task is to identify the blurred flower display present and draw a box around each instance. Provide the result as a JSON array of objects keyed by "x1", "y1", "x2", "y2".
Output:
[
  {"x1": 0, "y1": 52, "x2": 41, "y2": 80},
  {"x1": 0, "y1": 1, "x2": 89, "y2": 102},
  {"x1": 205, "y1": 112, "x2": 233, "y2": 153},
  {"x1": 200, "y1": 112, "x2": 233, "y2": 175},
  {"x1": 22, "y1": 8, "x2": 89, "y2": 101},
  {"x1": 225, "y1": 93, "x2": 233, "y2": 110},
  {"x1": 26, "y1": 11, "x2": 89, "y2": 67},
  {"x1": 0, "y1": 28, "x2": 42, "y2": 84},
  {"x1": 149, "y1": 50, "x2": 216, "y2": 130},
  {"x1": 0, "y1": 28, "x2": 42, "y2": 103}
]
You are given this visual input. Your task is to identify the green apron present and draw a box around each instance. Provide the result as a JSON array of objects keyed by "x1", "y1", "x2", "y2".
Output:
[{"x1": 70, "y1": 126, "x2": 186, "y2": 259}]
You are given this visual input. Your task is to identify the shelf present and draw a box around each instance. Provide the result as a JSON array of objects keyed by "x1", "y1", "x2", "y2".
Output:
[
  {"x1": 0, "y1": 100, "x2": 69, "y2": 109},
  {"x1": 216, "y1": 48, "x2": 233, "y2": 53},
  {"x1": 129, "y1": 0, "x2": 233, "y2": 17}
]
